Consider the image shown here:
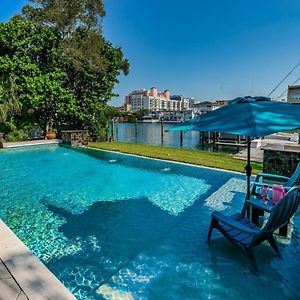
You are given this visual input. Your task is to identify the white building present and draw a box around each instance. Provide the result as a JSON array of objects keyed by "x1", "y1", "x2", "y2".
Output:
[
  {"x1": 162, "y1": 110, "x2": 195, "y2": 122},
  {"x1": 170, "y1": 95, "x2": 193, "y2": 110},
  {"x1": 125, "y1": 87, "x2": 192, "y2": 112},
  {"x1": 141, "y1": 110, "x2": 195, "y2": 122},
  {"x1": 192, "y1": 101, "x2": 219, "y2": 115}
]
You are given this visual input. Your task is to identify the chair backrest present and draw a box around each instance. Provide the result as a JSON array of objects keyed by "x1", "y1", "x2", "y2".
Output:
[
  {"x1": 285, "y1": 162, "x2": 300, "y2": 187},
  {"x1": 262, "y1": 187, "x2": 300, "y2": 233}
]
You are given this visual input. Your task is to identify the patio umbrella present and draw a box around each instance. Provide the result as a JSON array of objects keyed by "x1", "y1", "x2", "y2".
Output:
[{"x1": 168, "y1": 96, "x2": 300, "y2": 200}]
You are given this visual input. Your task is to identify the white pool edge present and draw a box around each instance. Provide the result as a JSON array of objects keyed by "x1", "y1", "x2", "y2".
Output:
[
  {"x1": 0, "y1": 219, "x2": 76, "y2": 300},
  {"x1": 1, "y1": 139, "x2": 61, "y2": 149}
]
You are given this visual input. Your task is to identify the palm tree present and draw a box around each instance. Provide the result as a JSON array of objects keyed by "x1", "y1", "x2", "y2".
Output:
[{"x1": 0, "y1": 74, "x2": 21, "y2": 124}]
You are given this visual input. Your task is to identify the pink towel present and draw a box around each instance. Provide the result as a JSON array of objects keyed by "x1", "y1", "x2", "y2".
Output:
[{"x1": 272, "y1": 185, "x2": 285, "y2": 205}]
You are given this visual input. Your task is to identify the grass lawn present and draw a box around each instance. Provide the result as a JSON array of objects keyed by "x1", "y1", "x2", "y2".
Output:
[{"x1": 89, "y1": 142, "x2": 263, "y2": 174}]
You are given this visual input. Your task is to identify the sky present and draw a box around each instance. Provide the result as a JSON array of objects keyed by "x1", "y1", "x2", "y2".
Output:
[{"x1": 1, "y1": 0, "x2": 300, "y2": 106}]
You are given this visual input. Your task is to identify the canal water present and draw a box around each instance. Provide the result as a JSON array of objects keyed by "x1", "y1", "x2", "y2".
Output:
[{"x1": 111, "y1": 122, "x2": 244, "y2": 154}]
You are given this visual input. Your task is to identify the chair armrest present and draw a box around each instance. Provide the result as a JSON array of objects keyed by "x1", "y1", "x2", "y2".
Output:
[
  {"x1": 212, "y1": 211, "x2": 260, "y2": 235},
  {"x1": 246, "y1": 198, "x2": 272, "y2": 213},
  {"x1": 251, "y1": 182, "x2": 273, "y2": 196},
  {"x1": 256, "y1": 173, "x2": 289, "y2": 181},
  {"x1": 253, "y1": 182, "x2": 291, "y2": 191},
  {"x1": 252, "y1": 182, "x2": 272, "y2": 188}
]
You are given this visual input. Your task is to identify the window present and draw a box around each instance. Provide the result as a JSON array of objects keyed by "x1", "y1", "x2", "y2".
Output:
[{"x1": 291, "y1": 95, "x2": 300, "y2": 101}]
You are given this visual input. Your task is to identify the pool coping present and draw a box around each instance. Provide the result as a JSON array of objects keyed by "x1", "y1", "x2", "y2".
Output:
[
  {"x1": 85, "y1": 146, "x2": 247, "y2": 176},
  {"x1": 0, "y1": 220, "x2": 76, "y2": 300},
  {"x1": 1, "y1": 139, "x2": 61, "y2": 148}
]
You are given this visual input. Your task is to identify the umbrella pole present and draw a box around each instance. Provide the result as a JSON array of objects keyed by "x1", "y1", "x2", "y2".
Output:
[{"x1": 245, "y1": 136, "x2": 252, "y2": 200}]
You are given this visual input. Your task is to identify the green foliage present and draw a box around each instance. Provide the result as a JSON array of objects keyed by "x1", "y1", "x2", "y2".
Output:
[
  {"x1": 125, "y1": 110, "x2": 147, "y2": 122},
  {"x1": 0, "y1": 74, "x2": 21, "y2": 124},
  {"x1": 1, "y1": 119, "x2": 42, "y2": 141},
  {"x1": 0, "y1": 17, "x2": 72, "y2": 134},
  {"x1": 0, "y1": 0, "x2": 129, "y2": 141},
  {"x1": 6, "y1": 129, "x2": 27, "y2": 142},
  {"x1": 22, "y1": 0, "x2": 105, "y2": 33}
]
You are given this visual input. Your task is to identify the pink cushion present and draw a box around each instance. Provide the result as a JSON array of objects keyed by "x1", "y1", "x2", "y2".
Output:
[{"x1": 272, "y1": 185, "x2": 285, "y2": 205}]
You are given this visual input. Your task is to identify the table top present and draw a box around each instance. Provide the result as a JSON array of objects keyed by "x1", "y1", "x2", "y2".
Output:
[{"x1": 247, "y1": 197, "x2": 273, "y2": 212}]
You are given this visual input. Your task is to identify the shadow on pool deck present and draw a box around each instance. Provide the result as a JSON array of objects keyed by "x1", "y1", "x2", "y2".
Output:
[
  {"x1": 0, "y1": 258, "x2": 29, "y2": 300},
  {"x1": 0, "y1": 251, "x2": 77, "y2": 300},
  {"x1": 0, "y1": 219, "x2": 76, "y2": 300},
  {"x1": 0, "y1": 250, "x2": 78, "y2": 300}
]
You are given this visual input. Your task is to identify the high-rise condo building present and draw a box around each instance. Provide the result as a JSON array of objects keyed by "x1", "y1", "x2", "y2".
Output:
[{"x1": 124, "y1": 87, "x2": 192, "y2": 112}]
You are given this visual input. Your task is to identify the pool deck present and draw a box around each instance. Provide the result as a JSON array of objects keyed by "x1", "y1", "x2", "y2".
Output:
[
  {"x1": 0, "y1": 258, "x2": 28, "y2": 300},
  {"x1": 0, "y1": 220, "x2": 76, "y2": 300},
  {"x1": 233, "y1": 138, "x2": 300, "y2": 163},
  {"x1": 233, "y1": 147, "x2": 263, "y2": 162},
  {"x1": 1, "y1": 139, "x2": 61, "y2": 148}
]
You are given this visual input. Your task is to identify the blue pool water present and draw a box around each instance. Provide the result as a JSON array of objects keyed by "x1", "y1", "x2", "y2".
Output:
[{"x1": 0, "y1": 144, "x2": 299, "y2": 299}]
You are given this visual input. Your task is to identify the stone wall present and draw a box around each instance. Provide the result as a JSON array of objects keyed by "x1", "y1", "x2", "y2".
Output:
[
  {"x1": 61, "y1": 130, "x2": 89, "y2": 146},
  {"x1": 263, "y1": 149, "x2": 300, "y2": 177}
]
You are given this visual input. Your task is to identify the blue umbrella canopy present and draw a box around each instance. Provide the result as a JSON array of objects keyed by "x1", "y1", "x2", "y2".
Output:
[
  {"x1": 168, "y1": 96, "x2": 300, "y2": 200},
  {"x1": 168, "y1": 96, "x2": 300, "y2": 137}
]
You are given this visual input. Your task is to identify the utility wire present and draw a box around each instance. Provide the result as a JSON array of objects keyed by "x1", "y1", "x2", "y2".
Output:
[
  {"x1": 268, "y1": 62, "x2": 300, "y2": 97},
  {"x1": 275, "y1": 76, "x2": 300, "y2": 101}
]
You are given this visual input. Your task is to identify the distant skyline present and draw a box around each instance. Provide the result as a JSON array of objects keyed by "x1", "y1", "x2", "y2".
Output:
[{"x1": 1, "y1": 0, "x2": 300, "y2": 105}]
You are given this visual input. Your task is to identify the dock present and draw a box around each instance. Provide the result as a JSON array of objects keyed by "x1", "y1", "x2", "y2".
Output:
[
  {"x1": 216, "y1": 141, "x2": 247, "y2": 147},
  {"x1": 233, "y1": 137, "x2": 300, "y2": 163}
]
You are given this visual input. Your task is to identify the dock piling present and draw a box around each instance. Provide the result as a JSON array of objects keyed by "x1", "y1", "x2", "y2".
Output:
[
  {"x1": 115, "y1": 122, "x2": 118, "y2": 142},
  {"x1": 201, "y1": 131, "x2": 205, "y2": 147},
  {"x1": 180, "y1": 131, "x2": 183, "y2": 147},
  {"x1": 135, "y1": 118, "x2": 138, "y2": 142},
  {"x1": 160, "y1": 118, "x2": 164, "y2": 144},
  {"x1": 111, "y1": 119, "x2": 115, "y2": 142},
  {"x1": 213, "y1": 132, "x2": 216, "y2": 149}
]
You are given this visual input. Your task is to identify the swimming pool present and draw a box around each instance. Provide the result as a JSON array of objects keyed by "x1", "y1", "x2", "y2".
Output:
[{"x1": 0, "y1": 144, "x2": 299, "y2": 299}]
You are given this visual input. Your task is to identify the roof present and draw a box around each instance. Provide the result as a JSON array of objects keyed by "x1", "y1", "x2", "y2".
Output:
[
  {"x1": 194, "y1": 101, "x2": 213, "y2": 106},
  {"x1": 288, "y1": 85, "x2": 300, "y2": 90}
]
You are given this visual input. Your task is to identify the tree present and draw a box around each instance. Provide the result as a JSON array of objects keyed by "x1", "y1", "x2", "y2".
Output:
[
  {"x1": 21, "y1": 0, "x2": 129, "y2": 140},
  {"x1": 0, "y1": 17, "x2": 74, "y2": 135},
  {"x1": 0, "y1": 0, "x2": 129, "y2": 140},
  {"x1": 0, "y1": 74, "x2": 21, "y2": 124},
  {"x1": 22, "y1": 0, "x2": 105, "y2": 33}
]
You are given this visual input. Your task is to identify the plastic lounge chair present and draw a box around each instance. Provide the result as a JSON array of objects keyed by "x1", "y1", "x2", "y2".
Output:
[
  {"x1": 207, "y1": 187, "x2": 300, "y2": 274},
  {"x1": 251, "y1": 162, "x2": 300, "y2": 196}
]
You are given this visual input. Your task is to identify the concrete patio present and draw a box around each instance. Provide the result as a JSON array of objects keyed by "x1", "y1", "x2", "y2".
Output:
[
  {"x1": 0, "y1": 220, "x2": 76, "y2": 300},
  {"x1": 233, "y1": 137, "x2": 300, "y2": 163},
  {"x1": 0, "y1": 259, "x2": 28, "y2": 300}
]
